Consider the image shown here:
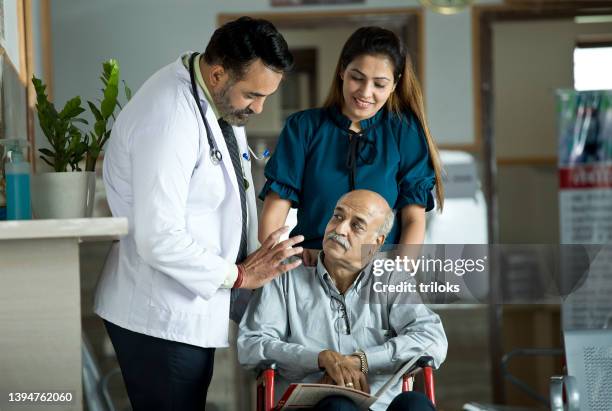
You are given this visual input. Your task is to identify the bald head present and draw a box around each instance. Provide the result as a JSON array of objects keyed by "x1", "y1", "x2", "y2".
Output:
[
  {"x1": 337, "y1": 190, "x2": 394, "y2": 236},
  {"x1": 322, "y1": 189, "x2": 394, "y2": 270}
]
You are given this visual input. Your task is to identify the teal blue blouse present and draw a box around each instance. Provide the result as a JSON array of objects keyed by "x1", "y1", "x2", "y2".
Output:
[{"x1": 259, "y1": 106, "x2": 435, "y2": 249}]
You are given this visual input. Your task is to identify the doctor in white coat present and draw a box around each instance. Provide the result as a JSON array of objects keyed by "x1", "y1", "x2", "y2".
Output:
[{"x1": 94, "y1": 17, "x2": 301, "y2": 411}]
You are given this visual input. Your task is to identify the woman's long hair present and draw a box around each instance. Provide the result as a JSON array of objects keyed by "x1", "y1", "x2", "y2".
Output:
[{"x1": 323, "y1": 27, "x2": 444, "y2": 210}]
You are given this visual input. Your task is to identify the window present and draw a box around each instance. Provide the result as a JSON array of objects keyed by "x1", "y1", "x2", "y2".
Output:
[{"x1": 573, "y1": 45, "x2": 612, "y2": 91}]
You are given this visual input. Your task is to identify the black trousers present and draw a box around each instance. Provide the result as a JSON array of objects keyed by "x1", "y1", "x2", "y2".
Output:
[
  {"x1": 313, "y1": 392, "x2": 436, "y2": 411},
  {"x1": 104, "y1": 320, "x2": 216, "y2": 411}
]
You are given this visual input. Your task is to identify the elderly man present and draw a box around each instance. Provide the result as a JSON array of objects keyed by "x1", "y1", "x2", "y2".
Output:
[{"x1": 238, "y1": 190, "x2": 447, "y2": 411}]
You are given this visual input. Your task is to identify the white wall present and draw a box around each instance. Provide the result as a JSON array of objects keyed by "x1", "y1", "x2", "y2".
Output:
[
  {"x1": 425, "y1": 9, "x2": 474, "y2": 145},
  {"x1": 492, "y1": 18, "x2": 612, "y2": 243},
  {"x1": 246, "y1": 26, "x2": 356, "y2": 136},
  {"x1": 2, "y1": 0, "x2": 27, "y2": 143},
  {"x1": 30, "y1": 0, "x2": 44, "y2": 79},
  {"x1": 49, "y1": 0, "x2": 490, "y2": 147},
  {"x1": 2, "y1": 0, "x2": 23, "y2": 74},
  {"x1": 494, "y1": 18, "x2": 612, "y2": 159}
]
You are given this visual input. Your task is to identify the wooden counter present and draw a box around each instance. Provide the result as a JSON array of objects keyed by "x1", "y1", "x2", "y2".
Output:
[{"x1": 0, "y1": 218, "x2": 128, "y2": 411}]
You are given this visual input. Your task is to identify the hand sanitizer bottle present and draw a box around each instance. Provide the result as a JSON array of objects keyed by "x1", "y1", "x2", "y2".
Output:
[
  {"x1": 0, "y1": 139, "x2": 31, "y2": 220},
  {"x1": 0, "y1": 181, "x2": 6, "y2": 220}
]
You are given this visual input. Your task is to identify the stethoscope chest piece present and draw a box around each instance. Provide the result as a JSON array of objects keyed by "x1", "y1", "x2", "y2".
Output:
[
  {"x1": 190, "y1": 52, "x2": 224, "y2": 166},
  {"x1": 210, "y1": 148, "x2": 222, "y2": 165}
]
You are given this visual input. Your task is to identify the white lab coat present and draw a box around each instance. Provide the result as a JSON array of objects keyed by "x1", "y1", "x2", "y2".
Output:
[{"x1": 94, "y1": 54, "x2": 258, "y2": 348}]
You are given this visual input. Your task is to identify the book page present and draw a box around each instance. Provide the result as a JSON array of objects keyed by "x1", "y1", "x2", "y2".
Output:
[
  {"x1": 279, "y1": 384, "x2": 376, "y2": 410},
  {"x1": 373, "y1": 342, "x2": 434, "y2": 398},
  {"x1": 278, "y1": 342, "x2": 434, "y2": 410}
]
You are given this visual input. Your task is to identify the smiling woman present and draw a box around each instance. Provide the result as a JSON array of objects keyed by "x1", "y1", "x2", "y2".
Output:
[
  {"x1": 340, "y1": 54, "x2": 396, "y2": 128},
  {"x1": 258, "y1": 26, "x2": 445, "y2": 258}
]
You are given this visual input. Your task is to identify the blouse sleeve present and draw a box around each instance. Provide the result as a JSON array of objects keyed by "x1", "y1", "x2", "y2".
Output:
[
  {"x1": 396, "y1": 113, "x2": 436, "y2": 212},
  {"x1": 258, "y1": 112, "x2": 308, "y2": 208}
]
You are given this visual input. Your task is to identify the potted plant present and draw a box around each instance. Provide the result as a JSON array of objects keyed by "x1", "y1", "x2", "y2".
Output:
[
  {"x1": 31, "y1": 59, "x2": 130, "y2": 219},
  {"x1": 84, "y1": 59, "x2": 132, "y2": 173}
]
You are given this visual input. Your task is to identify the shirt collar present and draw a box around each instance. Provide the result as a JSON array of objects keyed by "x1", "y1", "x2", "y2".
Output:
[
  {"x1": 182, "y1": 52, "x2": 220, "y2": 119},
  {"x1": 326, "y1": 104, "x2": 385, "y2": 132},
  {"x1": 315, "y1": 251, "x2": 370, "y2": 296}
]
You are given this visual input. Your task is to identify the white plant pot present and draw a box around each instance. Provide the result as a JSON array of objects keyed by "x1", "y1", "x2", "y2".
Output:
[{"x1": 31, "y1": 172, "x2": 96, "y2": 219}]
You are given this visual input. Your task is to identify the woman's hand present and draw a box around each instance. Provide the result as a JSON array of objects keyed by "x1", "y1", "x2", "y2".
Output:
[
  {"x1": 302, "y1": 248, "x2": 320, "y2": 267},
  {"x1": 399, "y1": 205, "x2": 426, "y2": 245},
  {"x1": 259, "y1": 193, "x2": 292, "y2": 243}
]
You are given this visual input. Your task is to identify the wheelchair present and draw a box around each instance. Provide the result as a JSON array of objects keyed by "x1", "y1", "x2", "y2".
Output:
[{"x1": 256, "y1": 356, "x2": 437, "y2": 411}]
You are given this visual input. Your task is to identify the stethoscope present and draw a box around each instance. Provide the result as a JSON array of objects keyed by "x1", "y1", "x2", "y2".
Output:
[
  {"x1": 244, "y1": 146, "x2": 270, "y2": 161},
  {"x1": 188, "y1": 52, "x2": 269, "y2": 165}
]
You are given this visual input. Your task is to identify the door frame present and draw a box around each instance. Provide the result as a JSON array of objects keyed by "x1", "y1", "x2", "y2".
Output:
[
  {"x1": 473, "y1": 3, "x2": 612, "y2": 404},
  {"x1": 218, "y1": 8, "x2": 424, "y2": 101}
]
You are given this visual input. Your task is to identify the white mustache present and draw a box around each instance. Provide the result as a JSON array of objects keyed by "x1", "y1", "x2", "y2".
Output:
[{"x1": 327, "y1": 232, "x2": 350, "y2": 250}]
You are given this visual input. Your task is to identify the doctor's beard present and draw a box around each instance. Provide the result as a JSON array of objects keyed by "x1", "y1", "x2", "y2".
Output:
[{"x1": 214, "y1": 83, "x2": 254, "y2": 127}]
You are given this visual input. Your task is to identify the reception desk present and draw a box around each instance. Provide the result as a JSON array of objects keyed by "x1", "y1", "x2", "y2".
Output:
[{"x1": 0, "y1": 218, "x2": 128, "y2": 411}]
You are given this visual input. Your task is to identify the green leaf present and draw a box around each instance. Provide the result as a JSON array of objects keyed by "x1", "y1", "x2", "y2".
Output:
[
  {"x1": 59, "y1": 96, "x2": 85, "y2": 119},
  {"x1": 103, "y1": 59, "x2": 117, "y2": 77},
  {"x1": 100, "y1": 62, "x2": 119, "y2": 119},
  {"x1": 38, "y1": 148, "x2": 56, "y2": 157},
  {"x1": 32, "y1": 75, "x2": 60, "y2": 140},
  {"x1": 83, "y1": 59, "x2": 130, "y2": 172},
  {"x1": 87, "y1": 101, "x2": 103, "y2": 122},
  {"x1": 94, "y1": 120, "x2": 105, "y2": 139},
  {"x1": 100, "y1": 130, "x2": 112, "y2": 148},
  {"x1": 123, "y1": 80, "x2": 132, "y2": 101},
  {"x1": 39, "y1": 155, "x2": 55, "y2": 168}
]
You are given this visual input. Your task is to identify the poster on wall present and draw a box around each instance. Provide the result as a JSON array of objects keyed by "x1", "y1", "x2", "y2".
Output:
[
  {"x1": 557, "y1": 90, "x2": 612, "y2": 331},
  {"x1": 271, "y1": 0, "x2": 364, "y2": 6},
  {"x1": 557, "y1": 90, "x2": 612, "y2": 245}
]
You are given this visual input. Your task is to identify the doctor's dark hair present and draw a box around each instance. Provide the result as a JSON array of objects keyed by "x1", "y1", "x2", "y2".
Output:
[
  {"x1": 203, "y1": 16, "x2": 293, "y2": 79},
  {"x1": 323, "y1": 27, "x2": 444, "y2": 210}
]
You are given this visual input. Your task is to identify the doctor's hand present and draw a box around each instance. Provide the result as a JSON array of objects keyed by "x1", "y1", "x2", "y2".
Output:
[{"x1": 238, "y1": 226, "x2": 304, "y2": 289}]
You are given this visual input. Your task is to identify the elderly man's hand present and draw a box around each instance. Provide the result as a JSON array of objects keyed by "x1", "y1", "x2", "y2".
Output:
[
  {"x1": 317, "y1": 373, "x2": 336, "y2": 385},
  {"x1": 318, "y1": 350, "x2": 369, "y2": 393}
]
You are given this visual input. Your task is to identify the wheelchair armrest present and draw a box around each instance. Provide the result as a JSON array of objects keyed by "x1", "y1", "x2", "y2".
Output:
[
  {"x1": 256, "y1": 363, "x2": 276, "y2": 411},
  {"x1": 401, "y1": 355, "x2": 436, "y2": 405},
  {"x1": 256, "y1": 362, "x2": 277, "y2": 378},
  {"x1": 403, "y1": 355, "x2": 435, "y2": 377}
]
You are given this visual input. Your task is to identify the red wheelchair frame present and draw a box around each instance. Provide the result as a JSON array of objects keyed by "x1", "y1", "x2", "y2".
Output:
[{"x1": 256, "y1": 356, "x2": 436, "y2": 411}]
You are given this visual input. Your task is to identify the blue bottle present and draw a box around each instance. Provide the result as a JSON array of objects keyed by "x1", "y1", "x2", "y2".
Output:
[
  {"x1": 0, "y1": 139, "x2": 31, "y2": 220},
  {"x1": 0, "y1": 175, "x2": 5, "y2": 220}
]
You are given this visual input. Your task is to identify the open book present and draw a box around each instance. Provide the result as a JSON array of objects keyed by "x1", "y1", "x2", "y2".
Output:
[{"x1": 274, "y1": 343, "x2": 433, "y2": 410}]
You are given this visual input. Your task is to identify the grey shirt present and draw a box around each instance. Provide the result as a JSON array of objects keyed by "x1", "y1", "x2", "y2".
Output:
[{"x1": 237, "y1": 254, "x2": 448, "y2": 410}]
